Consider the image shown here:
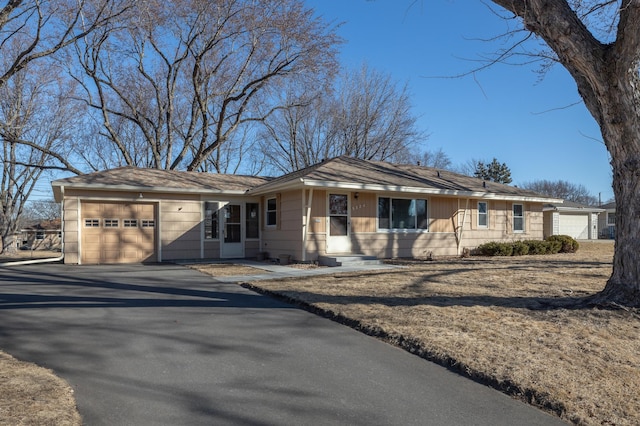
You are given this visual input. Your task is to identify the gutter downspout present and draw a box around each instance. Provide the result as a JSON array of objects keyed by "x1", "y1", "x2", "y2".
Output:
[
  {"x1": 1, "y1": 186, "x2": 65, "y2": 267},
  {"x1": 302, "y1": 188, "x2": 313, "y2": 263},
  {"x1": 455, "y1": 198, "x2": 469, "y2": 255}
]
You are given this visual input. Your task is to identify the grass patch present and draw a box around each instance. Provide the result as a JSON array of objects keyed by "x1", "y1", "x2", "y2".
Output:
[
  {"x1": 234, "y1": 241, "x2": 640, "y2": 425},
  {"x1": 0, "y1": 351, "x2": 81, "y2": 425}
]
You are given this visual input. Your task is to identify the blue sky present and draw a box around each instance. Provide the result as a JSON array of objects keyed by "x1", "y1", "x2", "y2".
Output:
[{"x1": 305, "y1": 0, "x2": 614, "y2": 202}]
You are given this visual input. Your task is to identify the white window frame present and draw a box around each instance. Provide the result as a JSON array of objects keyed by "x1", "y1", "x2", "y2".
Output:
[
  {"x1": 377, "y1": 196, "x2": 428, "y2": 232},
  {"x1": 513, "y1": 203, "x2": 524, "y2": 232},
  {"x1": 477, "y1": 201, "x2": 488, "y2": 228},
  {"x1": 607, "y1": 212, "x2": 616, "y2": 225},
  {"x1": 266, "y1": 197, "x2": 277, "y2": 227}
]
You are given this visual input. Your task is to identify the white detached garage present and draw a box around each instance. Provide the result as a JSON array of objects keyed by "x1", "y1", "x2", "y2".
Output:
[{"x1": 543, "y1": 201, "x2": 604, "y2": 240}]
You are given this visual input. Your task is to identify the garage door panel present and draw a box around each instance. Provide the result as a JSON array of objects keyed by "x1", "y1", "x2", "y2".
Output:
[
  {"x1": 559, "y1": 214, "x2": 589, "y2": 239},
  {"x1": 81, "y1": 201, "x2": 156, "y2": 264}
]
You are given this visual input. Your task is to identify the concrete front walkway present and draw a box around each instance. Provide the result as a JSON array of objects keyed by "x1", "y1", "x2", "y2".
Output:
[{"x1": 195, "y1": 259, "x2": 401, "y2": 283}]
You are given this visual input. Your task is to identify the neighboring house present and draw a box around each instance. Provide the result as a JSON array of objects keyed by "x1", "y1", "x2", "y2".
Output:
[
  {"x1": 543, "y1": 201, "x2": 604, "y2": 240},
  {"x1": 19, "y1": 219, "x2": 62, "y2": 250},
  {"x1": 51, "y1": 156, "x2": 561, "y2": 265},
  {"x1": 597, "y1": 201, "x2": 616, "y2": 239}
]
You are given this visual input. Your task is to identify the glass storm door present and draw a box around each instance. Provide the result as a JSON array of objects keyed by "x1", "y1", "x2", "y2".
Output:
[
  {"x1": 327, "y1": 193, "x2": 352, "y2": 253},
  {"x1": 221, "y1": 204, "x2": 243, "y2": 258}
]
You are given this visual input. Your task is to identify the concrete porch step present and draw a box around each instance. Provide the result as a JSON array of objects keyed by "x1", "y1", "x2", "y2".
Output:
[{"x1": 318, "y1": 254, "x2": 382, "y2": 267}]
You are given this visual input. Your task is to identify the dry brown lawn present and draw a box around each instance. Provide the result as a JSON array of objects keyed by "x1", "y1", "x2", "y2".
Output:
[
  {"x1": 0, "y1": 351, "x2": 81, "y2": 425},
  {"x1": 234, "y1": 241, "x2": 639, "y2": 426},
  {"x1": 0, "y1": 250, "x2": 62, "y2": 263}
]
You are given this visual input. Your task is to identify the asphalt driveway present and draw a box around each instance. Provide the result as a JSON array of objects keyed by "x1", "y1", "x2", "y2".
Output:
[{"x1": 0, "y1": 264, "x2": 565, "y2": 425}]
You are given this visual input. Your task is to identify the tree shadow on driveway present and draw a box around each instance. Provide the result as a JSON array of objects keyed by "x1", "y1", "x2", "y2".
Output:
[{"x1": 0, "y1": 263, "x2": 294, "y2": 310}]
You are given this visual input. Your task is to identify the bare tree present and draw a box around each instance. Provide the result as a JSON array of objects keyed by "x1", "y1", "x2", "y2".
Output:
[
  {"x1": 0, "y1": 61, "x2": 81, "y2": 253},
  {"x1": 0, "y1": 0, "x2": 130, "y2": 90},
  {"x1": 416, "y1": 148, "x2": 452, "y2": 169},
  {"x1": 72, "y1": 0, "x2": 340, "y2": 172},
  {"x1": 259, "y1": 63, "x2": 426, "y2": 173},
  {"x1": 483, "y1": 0, "x2": 640, "y2": 306},
  {"x1": 258, "y1": 88, "x2": 338, "y2": 174},
  {"x1": 520, "y1": 179, "x2": 598, "y2": 205},
  {"x1": 0, "y1": 0, "x2": 132, "y2": 254},
  {"x1": 22, "y1": 199, "x2": 60, "y2": 223},
  {"x1": 332, "y1": 63, "x2": 425, "y2": 162}
]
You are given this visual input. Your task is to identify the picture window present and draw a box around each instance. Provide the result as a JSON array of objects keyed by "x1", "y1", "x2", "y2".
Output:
[{"x1": 378, "y1": 197, "x2": 428, "y2": 231}]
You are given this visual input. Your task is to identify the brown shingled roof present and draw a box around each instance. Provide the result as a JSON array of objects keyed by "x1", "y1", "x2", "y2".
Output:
[
  {"x1": 249, "y1": 156, "x2": 558, "y2": 201},
  {"x1": 51, "y1": 158, "x2": 560, "y2": 203},
  {"x1": 52, "y1": 166, "x2": 271, "y2": 194}
]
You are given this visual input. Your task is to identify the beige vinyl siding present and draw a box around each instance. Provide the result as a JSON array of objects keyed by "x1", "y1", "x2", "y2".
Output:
[
  {"x1": 62, "y1": 197, "x2": 80, "y2": 264},
  {"x1": 352, "y1": 233, "x2": 459, "y2": 258},
  {"x1": 262, "y1": 190, "x2": 304, "y2": 260},
  {"x1": 429, "y1": 197, "x2": 457, "y2": 233},
  {"x1": 244, "y1": 240, "x2": 261, "y2": 258},
  {"x1": 350, "y1": 192, "x2": 376, "y2": 233},
  {"x1": 309, "y1": 190, "x2": 326, "y2": 234},
  {"x1": 160, "y1": 198, "x2": 202, "y2": 261},
  {"x1": 461, "y1": 201, "x2": 545, "y2": 250},
  {"x1": 203, "y1": 242, "x2": 221, "y2": 259}
]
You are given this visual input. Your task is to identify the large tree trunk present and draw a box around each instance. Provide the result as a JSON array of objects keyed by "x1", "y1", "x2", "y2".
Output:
[
  {"x1": 591, "y1": 86, "x2": 640, "y2": 307},
  {"x1": 491, "y1": 0, "x2": 640, "y2": 307}
]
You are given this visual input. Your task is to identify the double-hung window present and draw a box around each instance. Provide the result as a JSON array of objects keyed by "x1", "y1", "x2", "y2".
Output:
[
  {"x1": 266, "y1": 198, "x2": 277, "y2": 227},
  {"x1": 378, "y1": 197, "x2": 428, "y2": 231},
  {"x1": 513, "y1": 204, "x2": 524, "y2": 232},
  {"x1": 478, "y1": 201, "x2": 488, "y2": 228}
]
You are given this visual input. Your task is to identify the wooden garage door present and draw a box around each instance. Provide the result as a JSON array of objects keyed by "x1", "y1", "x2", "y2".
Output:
[{"x1": 81, "y1": 201, "x2": 156, "y2": 264}]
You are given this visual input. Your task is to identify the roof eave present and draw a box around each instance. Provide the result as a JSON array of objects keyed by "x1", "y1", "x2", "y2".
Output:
[
  {"x1": 51, "y1": 181, "x2": 250, "y2": 196},
  {"x1": 545, "y1": 206, "x2": 606, "y2": 213},
  {"x1": 251, "y1": 179, "x2": 561, "y2": 202}
]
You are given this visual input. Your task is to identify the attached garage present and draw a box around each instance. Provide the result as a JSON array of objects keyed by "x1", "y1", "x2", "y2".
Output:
[{"x1": 81, "y1": 201, "x2": 156, "y2": 264}]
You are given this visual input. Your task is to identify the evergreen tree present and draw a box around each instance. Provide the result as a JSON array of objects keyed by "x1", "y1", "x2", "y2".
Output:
[{"x1": 473, "y1": 158, "x2": 512, "y2": 184}]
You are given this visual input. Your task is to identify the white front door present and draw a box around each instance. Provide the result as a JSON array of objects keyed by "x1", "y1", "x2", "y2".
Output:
[
  {"x1": 221, "y1": 203, "x2": 244, "y2": 258},
  {"x1": 327, "y1": 193, "x2": 352, "y2": 253}
]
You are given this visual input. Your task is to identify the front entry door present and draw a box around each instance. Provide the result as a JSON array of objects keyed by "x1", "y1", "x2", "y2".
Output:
[
  {"x1": 221, "y1": 203, "x2": 243, "y2": 258},
  {"x1": 327, "y1": 193, "x2": 352, "y2": 253}
]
